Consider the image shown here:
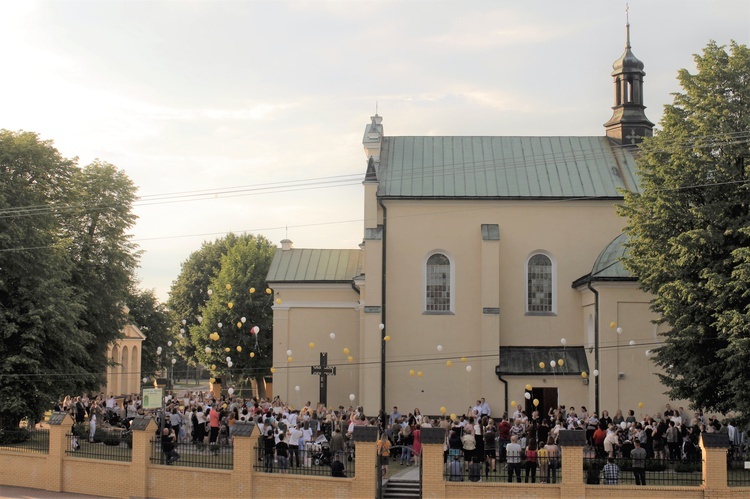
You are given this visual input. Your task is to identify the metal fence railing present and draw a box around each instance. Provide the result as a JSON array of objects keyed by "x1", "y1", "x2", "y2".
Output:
[
  {"x1": 728, "y1": 445, "x2": 750, "y2": 487},
  {"x1": 150, "y1": 438, "x2": 233, "y2": 470},
  {"x1": 583, "y1": 456, "x2": 702, "y2": 486},
  {"x1": 65, "y1": 430, "x2": 132, "y2": 462},
  {"x1": 443, "y1": 448, "x2": 561, "y2": 483},
  {"x1": 253, "y1": 442, "x2": 355, "y2": 477},
  {"x1": 0, "y1": 428, "x2": 49, "y2": 454}
]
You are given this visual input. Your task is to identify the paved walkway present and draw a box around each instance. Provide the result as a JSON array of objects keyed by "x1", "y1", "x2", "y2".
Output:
[{"x1": 0, "y1": 486, "x2": 111, "y2": 499}]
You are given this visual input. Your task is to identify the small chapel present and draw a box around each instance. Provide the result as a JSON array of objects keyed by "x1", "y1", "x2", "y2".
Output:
[{"x1": 266, "y1": 21, "x2": 686, "y2": 419}]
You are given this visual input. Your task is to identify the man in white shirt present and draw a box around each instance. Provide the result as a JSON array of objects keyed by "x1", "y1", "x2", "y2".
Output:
[
  {"x1": 505, "y1": 436, "x2": 523, "y2": 482},
  {"x1": 288, "y1": 423, "x2": 303, "y2": 468},
  {"x1": 512, "y1": 404, "x2": 524, "y2": 421},
  {"x1": 479, "y1": 398, "x2": 491, "y2": 418}
]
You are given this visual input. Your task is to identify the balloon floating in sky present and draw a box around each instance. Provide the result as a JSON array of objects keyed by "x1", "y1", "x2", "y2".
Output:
[
  {"x1": 409, "y1": 370, "x2": 415, "y2": 377},
  {"x1": 446, "y1": 360, "x2": 453, "y2": 367},
  {"x1": 610, "y1": 321, "x2": 616, "y2": 329},
  {"x1": 616, "y1": 327, "x2": 623, "y2": 334},
  {"x1": 645, "y1": 350, "x2": 652, "y2": 356},
  {"x1": 237, "y1": 322, "x2": 242, "y2": 328},
  {"x1": 224, "y1": 347, "x2": 230, "y2": 352},
  {"x1": 348, "y1": 356, "x2": 353, "y2": 362},
  {"x1": 379, "y1": 323, "x2": 385, "y2": 330},
  {"x1": 384, "y1": 336, "x2": 391, "y2": 341},
  {"x1": 295, "y1": 385, "x2": 300, "y2": 392},
  {"x1": 524, "y1": 392, "x2": 531, "y2": 400},
  {"x1": 309, "y1": 342, "x2": 315, "y2": 349},
  {"x1": 581, "y1": 372, "x2": 588, "y2": 378},
  {"x1": 228, "y1": 302, "x2": 234, "y2": 309},
  {"x1": 550, "y1": 360, "x2": 557, "y2": 367},
  {"x1": 167, "y1": 341, "x2": 172, "y2": 347},
  {"x1": 629, "y1": 340, "x2": 636, "y2": 346},
  {"x1": 465, "y1": 365, "x2": 472, "y2": 372},
  {"x1": 330, "y1": 333, "x2": 336, "y2": 340},
  {"x1": 276, "y1": 298, "x2": 282, "y2": 305},
  {"x1": 560, "y1": 338, "x2": 567, "y2": 346},
  {"x1": 228, "y1": 387, "x2": 234, "y2": 395},
  {"x1": 461, "y1": 357, "x2": 467, "y2": 362},
  {"x1": 252, "y1": 326, "x2": 260, "y2": 334},
  {"x1": 287, "y1": 356, "x2": 293, "y2": 362},
  {"x1": 270, "y1": 367, "x2": 276, "y2": 373},
  {"x1": 266, "y1": 288, "x2": 272, "y2": 294},
  {"x1": 250, "y1": 352, "x2": 255, "y2": 358},
  {"x1": 417, "y1": 371, "x2": 423, "y2": 377},
  {"x1": 182, "y1": 319, "x2": 187, "y2": 326},
  {"x1": 593, "y1": 369, "x2": 600, "y2": 376},
  {"x1": 349, "y1": 394, "x2": 355, "y2": 401},
  {"x1": 525, "y1": 384, "x2": 532, "y2": 391},
  {"x1": 437, "y1": 345, "x2": 443, "y2": 352},
  {"x1": 286, "y1": 349, "x2": 292, "y2": 356},
  {"x1": 226, "y1": 284, "x2": 231, "y2": 290},
  {"x1": 440, "y1": 406, "x2": 447, "y2": 414},
  {"x1": 558, "y1": 359, "x2": 564, "y2": 366},
  {"x1": 241, "y1": 317, "x2": 246, "y2": 323},
  {"x1": 217, "y1": 322, "x2": 223, "y2": 328},
  {"x1": 511, "y1": 400, "x2": 517, "y2": 407},
  {"x1": 539, "y1": 362, "x2": 545, "y2": 369},
  {"x1": 205, "y1": 347, "x2": 211, "y2": 354},
  {"x1": 249, "y1": 287, "x2": 255, "y2": 294},
  {"x1": 343, "y1": 348, "x2": 350, "y2": 355},
  {"x1": 533, "y1": 398, "x2": 539, "y2": 407},
  {"x1": 197, "y1": 316, "x2": 203, "y2": 323},
  {"x1": 236, "y1": 346, "x2": 242, "y2": 352},
  {"x1": 638, "y1": 402, "x2": 644, "y2": 408},
  {"x1": 208, "y1": 289, "x2": 213, "y2": 296}
]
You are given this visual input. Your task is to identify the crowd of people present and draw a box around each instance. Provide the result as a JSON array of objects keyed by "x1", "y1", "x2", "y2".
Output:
[{"x1": 54, "y1": 390, "x2": 745, "y2": 484}]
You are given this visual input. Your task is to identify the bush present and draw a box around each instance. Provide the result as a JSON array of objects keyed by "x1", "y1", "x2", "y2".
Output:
[
  {"x1": 674, "y1": 461, "x2": 701, "y2": 473},
  {"x1": 0, "y1": 428, "x2": 31, "y2": 445}
]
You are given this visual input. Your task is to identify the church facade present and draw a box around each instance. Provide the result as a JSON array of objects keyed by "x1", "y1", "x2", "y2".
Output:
[{"x1": 266, "y1": 24, "x2": 686, "y2": 419}]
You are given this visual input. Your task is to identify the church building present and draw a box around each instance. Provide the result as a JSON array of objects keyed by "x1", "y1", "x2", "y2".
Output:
[{"x1": 266, "y1": 22, "x2": 685, "y2": 419}]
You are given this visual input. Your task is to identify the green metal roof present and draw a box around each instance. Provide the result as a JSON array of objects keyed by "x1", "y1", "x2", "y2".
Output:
[
  {"x1": 495, "y1": 346, "x2": 590, "y2": 376},
  {"x1": 266, "y1": 248, "x2": 362, "y2": 283},
  {"x1": 377, "y1": 136, "x2": 639, "y2": 198}
]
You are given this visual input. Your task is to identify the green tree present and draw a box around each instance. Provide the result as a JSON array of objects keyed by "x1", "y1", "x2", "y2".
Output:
[
  {"x1": 62, "y1": 161, "x2": 140, "y2": 386},
  {"x1": 126, "y1": 288, "x2": 171, "y2": 381},
  {"x1": 168, "y1": 234, "x2": 276, "y2": 393},
  {"x1": 620, "y1": 41, "x2": 750, "y2": 423},
  {"x1": 0, "y1": 131, "x2": 88, "y2": 425}
]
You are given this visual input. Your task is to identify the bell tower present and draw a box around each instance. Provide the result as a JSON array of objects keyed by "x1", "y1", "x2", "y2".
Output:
[{"x1": 604, "y1": 13, "x2": 654, "y2": 145}]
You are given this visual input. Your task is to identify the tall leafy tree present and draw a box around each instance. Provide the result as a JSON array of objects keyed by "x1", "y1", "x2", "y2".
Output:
[
  {"x1": 0, "y1": 131, "x2": 87, "y2": 425},
  {"x1": 126, "y1": 288, "x2": 171, "y2": 381},
  {"x1": 61, "y1": 161, "x2": 140, "y2": 384},
  {"x1": 620, "y1": 41, "x2": 750, "y2": 424},
  {"x1": 168, "y1": 234, "x2": 276, "y2": 393}
]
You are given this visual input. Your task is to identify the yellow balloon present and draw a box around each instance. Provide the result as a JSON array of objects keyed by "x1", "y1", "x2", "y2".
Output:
[
  {"x1": 287, "y1": 356, "x2": 293, "y2": 362},
  {"x1": 525, "y1": 384, "x2": 533, "y2": 391},
  {"x1": 450, "y1": 413, "x2": 456, "y2": 420},
  {"x1": 558, "y1": 358, "x2": 564, "y2": 366},
  {"x1": 511, "y1": 400, "x2": 517, "y2": 408},
  {"x1": 440, "y1": 406, "x2": 447, "y2": 414},
  {"x1": 638, "y1": 402, "x2": 644, "y2": 409},
  {"x1": 211, "y1": 365, "x2": 216, "y2": 370},
  {"x1": 446, "y1": 360, "x2": 453, "y2": 367},
  {"x1": 250, "y1": 352, "x2": 255, "y2": 358},
  {"x1": 276, "y1": 298, "x2": 282, "y2": 304},
  {"x1": 209, "y1": 378, "x2": 215, "y2": 384},
  {"x1": 343, "y1": 348, "x2": 350, "y2": 355},
  {"x1": 309, "y1": 342, "x2": 315, "y2": 349},
  {"x1": 461, "y1": 357, "x2": 467, "y2": 362},
  {"x1": 250, "y1": 287, "x2": 256, "y2": 294},
  {"x1": 533, "y1": 399, "x2": 539, "y2": 407},
  {"x1": 265, "y1": 288, "x2": 272, "y2": 295},
  {"x1": 270, "y1": 367, "x2": 276, "y2": 373},
  {"x1": 226, "y1": 284, "x2": 231, "y2": 290},
  {"x1": 417, "y1": 371, "x2": 423, "y2": 377},
  {"x1": 384, "y1": 336, "x2": 391, "y2": 341},
  {"x1": 224, "y1": 347, "x2": 230, "y2": 352},
  {"x1": 237, "y1": 322, "x2": 242, "y2": 328},
  {"x1": 228, "y1": 302, "x2": 234, "y2": 309},
  {"x1": 409, "y1": 370, "x2": 415, "y2": 376},
  {"x1": 610, "y1": 321, "x2": 616, "y2": 329},
  {"x1": 539, "y1": 362, "x2": 545, "y2": 369},
  {"x1": 348, "y1": 355, "x2": 353, "y2": 362},
  {"x1": 581, "y1": 372, "x2": 588, "y2": 378},
  {"x1": 236, "y1": 346, "x2": 242, "y2": 352}
]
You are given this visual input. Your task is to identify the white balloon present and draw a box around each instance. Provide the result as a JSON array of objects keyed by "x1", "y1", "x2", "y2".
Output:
[
  {"x1": 180, "y1": 328, "x2": 185, "y2": 334},
  {"x1": 167, "y1": 340, "x2": 172, "y2": 347},
  {"x1": 593, "y1": 369, "x2": 600, "y2": 376},
  {"x1": 379, "y1": 323, "x2": 385, "y2": 330},
  {"x1": 629, "y1": 340, "x2": 636, "y2": 346},
  {"x1": 197, "y1": 316, "x2": 203, "y2": 323},
  {"x1": 645, "y1": 350, "x2": 652, "y2": 356},
  {"x1": 171, "y1": 358, "x2": 176, "y2": 364},
  {"x1": 156, "y1": 347, "x2": 162, "y2": 354},
  {"x1": 560, "y1": 338, "x2": 567, "y2": 346},
  {"x1": 437, "y1": 345, "x2": 443, "y2": 352},
  {"x1": 620, "y1": 421, "x2": 627, "y2": 429},
  {"x1": 142, "y1": 377, "x2": 148, "y2": 383},
  {"x1": 524, "y1": 392, "x2": 531, "y2": 399},
  {"x1": 205, "y1": 346, "x2": 211, "y2": 353},
  {"x1": 217, "y1": 322, "x2": 223, "y2": 328},
  {"x1": 286, "y1": 349, "x2": 292, "y2": 356},
  {"x1": 227, "y1": 361, "x2": 233, "y2": 367},
  {"x1": 253, "y1": 326, "x2": 260, "y2": 334},
  {"x1": 182, "y1": 319, "x2": 187, "y2": 326},
  {"x1": 295, "y1": 385, "x2": 300, "y2": 392},
  {"x1": 226, "y1": 356, "x2": 232, "y2": 362},
  {"x1": 241, "y1": 317, "x2": 246, "y2": 323},
  {"x1": 330, "y1": 332, "x2": 336, "y2": 340},
  {"x1": 466, "y1": 365, "x2": 472, "y2": 372},
  {"x1": 349, "y1": 394, "x2": 355, "y2": 401},
  {"x1": 550, "y1": 360, "x2": 557, "y2": 367},
  {"x1": 616, "y1": 327, "x2": 623, "y2": 334},
  {"x1": 208, "y1": 289, "x2": 213, "y2": 296},
  {"x1": 228, "y1": 388, "x2": 234, "y2": 395}
]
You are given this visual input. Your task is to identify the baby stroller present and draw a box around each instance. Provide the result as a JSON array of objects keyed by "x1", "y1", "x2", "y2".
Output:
[{"x1": 311, "y1": 440, "x2": 332, "y2": 466}]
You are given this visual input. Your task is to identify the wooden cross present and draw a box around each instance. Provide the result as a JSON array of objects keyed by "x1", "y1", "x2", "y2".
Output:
[{"x1": 311, "y1": 352, "x2": 336, "y2": 406}]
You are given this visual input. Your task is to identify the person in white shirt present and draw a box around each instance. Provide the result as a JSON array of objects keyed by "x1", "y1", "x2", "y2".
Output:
[
  {"x1": 479, "y1": 398, "x2": 491, "y2": 418},
  {"x1": 288, "y1": 423, "x2": 303, "y2": 467}
]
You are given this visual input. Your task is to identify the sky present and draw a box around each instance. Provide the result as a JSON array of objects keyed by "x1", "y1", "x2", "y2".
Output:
[{"x1": 1, "y1": 0, "x2": 748, "y2": 302}]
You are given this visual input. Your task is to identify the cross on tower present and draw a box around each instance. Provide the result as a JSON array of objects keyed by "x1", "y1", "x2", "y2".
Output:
[
  {"x1": 625, "y1": 129, "x2": 639, "y2": 144},
  {"x1": 310, "y1": 352, "x2": 336, "y2": 406}
]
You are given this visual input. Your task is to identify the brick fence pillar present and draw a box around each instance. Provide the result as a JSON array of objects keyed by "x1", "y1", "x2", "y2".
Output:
[
  {"x1": 558, "y1": 430, "x2": 586, "y2": 499},
  {"x1": 129, "y1": 415, "x2": 156, "y2": 499},
  {"x1": 230, "y1": 421, "x2": 256, "y2": 496},
  {"x1": 701, "y1": 432, "x2": 730, "y2": 498},
  {"x1": 46, "y1": 412, "x2": 72, "y2": 492},
  {"x1": 420, "y1": 427, "x2": 446, "y2": 499},
  {"x1": 352, "y1": 426, "x2": 378, "y2": 498}
]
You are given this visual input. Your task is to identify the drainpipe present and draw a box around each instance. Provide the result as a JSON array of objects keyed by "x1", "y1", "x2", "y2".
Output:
[
  {"x1": 498, "y1": 374, "x2": 509, "y2": 417},
  {"x1": 587, "y1": 277, "x2": 600, "y2": 415},
  {"x1": 379, "y1": 199, "x2": 388, "y2": 416}
]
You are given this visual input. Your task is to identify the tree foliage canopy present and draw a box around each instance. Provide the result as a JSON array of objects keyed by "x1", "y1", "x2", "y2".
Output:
[
  {"x1": 620, "y1": 41, "x2": 750, "y2": 424},
  {"x1": 0, "y1": 130, "x2": 141, "y2": 425},
  {"x1": 168, "y1": 233, "x2": 276, "y2": 391}
]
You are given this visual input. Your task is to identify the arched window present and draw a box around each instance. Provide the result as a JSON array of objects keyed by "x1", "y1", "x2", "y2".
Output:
[
  {"x1": 425, "y1": 252, "x2": 452, "y2": 313},
  {"x1": 527, "y1": 253, "x2": 554, "y2": 313}
]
